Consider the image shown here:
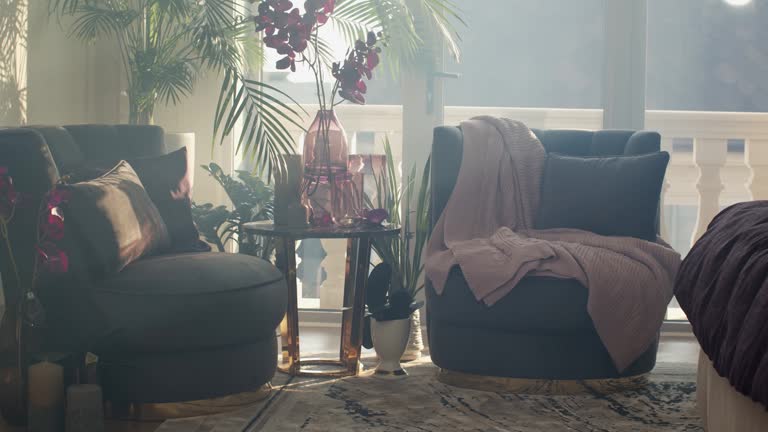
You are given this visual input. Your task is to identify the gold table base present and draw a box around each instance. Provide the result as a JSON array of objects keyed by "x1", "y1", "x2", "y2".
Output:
[
  {"x1": 243, "y1": 222, "x2": 399, "y2": 378},
  {"x1": 278, "y1": 358, "x2": 362, "y2": 377},
  {"x1": 277, "y1": 236, "x2": 372, "y2": 377}
]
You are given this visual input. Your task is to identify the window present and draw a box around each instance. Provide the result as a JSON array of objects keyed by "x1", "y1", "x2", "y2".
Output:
[{"x1": 647, "y1": 0, "x2": 764, "y2": 321}]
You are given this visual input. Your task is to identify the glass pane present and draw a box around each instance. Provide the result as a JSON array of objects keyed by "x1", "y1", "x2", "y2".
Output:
[
  {"x1": 647, "y1": 0, "x2": 763, "y2": 321},
  {"x1": 445, "y1": 0, "x2": 604, "y2": 124}
]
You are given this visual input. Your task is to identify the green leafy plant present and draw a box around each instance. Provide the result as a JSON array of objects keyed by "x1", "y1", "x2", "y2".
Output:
[
  {"x1": 367, "y1": 138, "x2": 431, "y2": 306},
  {"x1": 191, "y1": 162, "x2": 275, "y2": 258}
]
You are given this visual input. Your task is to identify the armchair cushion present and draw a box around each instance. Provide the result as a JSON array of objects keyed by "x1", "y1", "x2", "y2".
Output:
[
  {"x1": 64, "y1": 161, "x2": 170, "y2": 277},
  {"x1": 67, "y1": 148, "x2": 203, "y2": 251},
  {"x1": 126, "y1": 147, "x2": 199, "y2": 250},
  {"x1": 536, "y1": 152, "x2": 669, "y2": 241},
  {"x1": 41, "y1": 252, "x2": 286, "y2": 354}
]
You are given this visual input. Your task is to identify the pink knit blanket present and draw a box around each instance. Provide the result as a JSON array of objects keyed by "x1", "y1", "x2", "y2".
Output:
[{"x1": 425, "y1": 117, "x2": 681, "y2": 372}]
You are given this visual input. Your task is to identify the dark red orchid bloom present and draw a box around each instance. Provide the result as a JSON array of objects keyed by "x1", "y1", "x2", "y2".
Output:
[
  {"x1": 46, "y1": 187, "x2": 71, "y2": 210},
  {"x1": 40, "y1": 213, "x2": 65, "y2": 241},
  {"x1": 364, "y1": 208, "x2": 389, "y2": 225},
  {"x1": 273, "y1": 0, "x2": 294, "y2": 12},
  {"x1": 315, "y1": 212, "x2": 333, "y2": 227},
  {"x1": 324, "y1": 0, "x2": 335, "y2": 14},
  {"x1": 276, "y1": 55, "x2": 297, "y2": 72},
  {"x1": 256, "y1": 0, "x2": 329, "y2": 69},
  {"x1": 36, "y1": 242, "x2": 69, "y2": 273},
  {"x1": 333, "y1": 31, "x2": 382, "y2": 105},
  {"x1": 255, "y1": 1, "x2": 380, "y2": 106}
]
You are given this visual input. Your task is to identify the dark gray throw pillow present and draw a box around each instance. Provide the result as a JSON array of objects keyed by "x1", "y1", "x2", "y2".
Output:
[
  {"x1": 66, "y1": 147, "x2": 205, "y2": 252},
  {"x1": 64, "y1": 161, "x2": 171, "y2": 277},
  {"x1": 535, "y1": 152, "x2": 670, "y2": 241}
]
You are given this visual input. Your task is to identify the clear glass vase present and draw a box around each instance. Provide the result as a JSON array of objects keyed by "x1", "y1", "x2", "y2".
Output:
[{"x1": 302, "y1": 110, "x2": 349, "y2": 225}]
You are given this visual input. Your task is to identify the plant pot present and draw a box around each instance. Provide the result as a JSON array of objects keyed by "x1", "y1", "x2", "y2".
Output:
[{"x1": 371, "y1": 317, "x2": 410, "y2": 377}]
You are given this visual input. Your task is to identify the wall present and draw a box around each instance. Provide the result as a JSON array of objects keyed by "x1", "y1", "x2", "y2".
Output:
[
  {"x1": 26, "y1": 2, "x2": 121, "y2": 125},
  {"x1": 0, "y1": 0, "x2": 27, "y2": 126},
  {"x1": 154, "y1": 72, "x2": 233, "y2": 206}
]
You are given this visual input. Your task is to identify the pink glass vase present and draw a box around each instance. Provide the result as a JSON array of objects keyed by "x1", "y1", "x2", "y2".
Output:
[
  {"x1": 303, "y1": 110, "x2": 349, "y2": 177},
  {"x1": 302, "y1": 110, "x2": 349, "y2": 225}
]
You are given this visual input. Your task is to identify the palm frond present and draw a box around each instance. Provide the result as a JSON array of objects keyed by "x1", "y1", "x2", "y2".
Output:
[
  {"x1": 149, "y1": 0, "x2": 193, "y2": 20},
  {"x1": 48, "y1": 0, "x2": 86, "y2": 15},
  {"x1": 331, "y1": 0, "x2": 463, "y2": 76},
  {"x1": 153, "y1": 56, "x2": 197, "y2": 105},
  {"x1": 308, "y1": 33, "x2": 337, "y2": 70},
  {"x1": 330, "y1": 0, "x2": 378, "y2": 46},
  {"x1": 69, "y1": 4, "x2": 139, "y2": 41},
  {"x1": 421, "y1": 0, "x2": 465, "y2": 61},
  {"x1": 213, "y1": 70, "x2": 307, "y2": 180}
]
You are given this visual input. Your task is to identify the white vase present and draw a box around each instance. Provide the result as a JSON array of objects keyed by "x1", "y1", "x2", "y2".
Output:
[
  {"x1": 164, "y1": 132, "x2": 196, "y2": 186},
  {"x1": 371, "y1": 317, "x2": 411, "y2": 377}
]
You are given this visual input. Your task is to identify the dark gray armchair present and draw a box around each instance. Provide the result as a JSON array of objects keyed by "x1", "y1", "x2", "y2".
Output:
[
  {"x1": 0, "y1": 125, "x2": 286, "y2": 422},
  {"x1": 426, "y1": 126, "x2": 662, "y2": 381}
]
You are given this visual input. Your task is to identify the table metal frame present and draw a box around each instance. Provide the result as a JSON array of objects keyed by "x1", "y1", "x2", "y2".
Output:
[{"x1": 245, "y1": 223, "x2": 398, "y2": 377}]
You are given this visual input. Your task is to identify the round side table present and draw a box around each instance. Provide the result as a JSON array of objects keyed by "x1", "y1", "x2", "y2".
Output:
[{"x1": 243, "y1": 222, "x2": 400, "y2": 377}]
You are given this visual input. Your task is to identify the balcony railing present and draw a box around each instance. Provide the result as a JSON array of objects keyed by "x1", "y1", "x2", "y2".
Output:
[{"x1": 286, "y1": 105, "x2": 768, "y2": 320}]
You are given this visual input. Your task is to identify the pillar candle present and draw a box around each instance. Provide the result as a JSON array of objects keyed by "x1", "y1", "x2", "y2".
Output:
[
  {"x1": 28, "y1": 360, "x2": 65, "y2": 432},
  {"x1": 65, "y1": 384, "x2": 104, "y2": 432}
]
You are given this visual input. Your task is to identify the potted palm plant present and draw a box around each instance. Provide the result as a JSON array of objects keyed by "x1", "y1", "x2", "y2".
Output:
[
  {"x1": 48, "y1": 0, "x2": 304, "y2": 175},
  {"x1": 364, "y1": 138, "x2": 430, "y2": 375}
]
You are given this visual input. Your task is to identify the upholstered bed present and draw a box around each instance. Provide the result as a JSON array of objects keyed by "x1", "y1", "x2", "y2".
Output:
[
  {"x1": 675, "y1": 200, "x2": 768, "y2": 431},
  {"x1": 698, "y1": 351, "x2": 768, "y2": 431}
]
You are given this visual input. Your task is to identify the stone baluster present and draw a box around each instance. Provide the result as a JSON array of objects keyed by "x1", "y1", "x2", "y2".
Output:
[
  {"x1": 691, "y1": 138, "x2": 727, "y2": 246},
  {"x1": 659, "y1": 137, "x2": 673, "y2": 241},
  {"x1": 745, "y1": 139, "x2": 768, "y2": 201}
]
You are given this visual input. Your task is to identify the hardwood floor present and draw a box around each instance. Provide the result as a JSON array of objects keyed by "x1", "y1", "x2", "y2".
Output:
[{"x1": 0, "y1": 332, "x2": 700, "y2": 432}]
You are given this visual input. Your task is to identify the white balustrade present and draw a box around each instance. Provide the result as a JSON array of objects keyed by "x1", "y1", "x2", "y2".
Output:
[
  {"x1": 745, "y1": 139, "x2": 768, "y2": 200},
  {"x1": 289, "y1": 105, "x2": 768, "y2": 305},
  {"x1": 690, "y1": 139, "x2": 727, "y2": 244},
  {"x1": 659, "y1": 137, "x2": 674, "y2": 241}
]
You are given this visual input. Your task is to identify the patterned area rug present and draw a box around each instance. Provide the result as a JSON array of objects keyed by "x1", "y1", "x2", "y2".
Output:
[{"x1": 158, "y1": 358, "x2": 702, "y2": 432}]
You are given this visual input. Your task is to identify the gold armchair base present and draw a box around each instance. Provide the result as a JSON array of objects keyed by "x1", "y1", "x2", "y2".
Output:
[
  {"x1": 105, "y1": 385, "x2": 272, "y2": 421},
  {"x1": 437, "y1": 369, "x2": 650, "y2": 395}
]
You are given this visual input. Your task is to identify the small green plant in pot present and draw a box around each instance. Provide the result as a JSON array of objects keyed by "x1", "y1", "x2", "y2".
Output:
[
  {"x1": 363, "y1": 139, "x2": 430, "y2": 374},
  {"x1": 191, "y1": 163, "x2": 275, "y2": 259}
]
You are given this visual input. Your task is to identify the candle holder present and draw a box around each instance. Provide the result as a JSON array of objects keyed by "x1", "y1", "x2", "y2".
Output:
[
  {"x1": 350, "y1": 154, "x2": 388, "y2": 211},
  {"x1": 274, "y1": 155, "x2": 310, "y2": 227}
]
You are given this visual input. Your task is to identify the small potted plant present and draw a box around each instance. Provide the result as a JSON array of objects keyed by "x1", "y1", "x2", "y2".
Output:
[{"x1": 363, "y1": 139, "x2": 430, "y2": 376}]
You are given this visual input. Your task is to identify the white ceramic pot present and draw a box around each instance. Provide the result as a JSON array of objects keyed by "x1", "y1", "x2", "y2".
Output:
[
  {"x1": 164, "y1": 132, "x2": 196, "y2": 185},
  {"x1": 371, "y1": 317, "x2": 411, "y2": 377}
]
